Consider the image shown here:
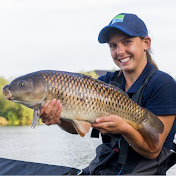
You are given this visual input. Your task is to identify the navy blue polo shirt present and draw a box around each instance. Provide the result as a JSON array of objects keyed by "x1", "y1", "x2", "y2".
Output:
[{"x1": 99, "y1": 62, "x2": 176, "y2": 149}]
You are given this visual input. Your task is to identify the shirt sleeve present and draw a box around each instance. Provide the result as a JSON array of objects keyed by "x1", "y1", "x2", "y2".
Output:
[
  {"x1": 144, "y1": 71, "x2": 176, "y2": 116},
  {"x1": 98, "y1": 72, "x2": 116, "y2": 84}
]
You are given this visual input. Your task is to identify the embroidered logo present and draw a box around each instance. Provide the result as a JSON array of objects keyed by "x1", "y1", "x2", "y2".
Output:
[{"x1": 111, "y1": 14, "x2": 125, "y2": 24}]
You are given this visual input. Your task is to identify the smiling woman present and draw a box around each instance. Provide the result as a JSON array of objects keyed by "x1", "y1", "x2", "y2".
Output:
[
  {"x1": 39, "y1": 13, "x2": 176, "y2": 175},
  {"x1": 1, "y1": 0, "x2": 176, "y2": 174},
  {"x1": 108, "y1": 31, "x2": 150, "y2": 85},
  {"x1": 107, "y1": 29, "x2": 157, "y2": 91}
]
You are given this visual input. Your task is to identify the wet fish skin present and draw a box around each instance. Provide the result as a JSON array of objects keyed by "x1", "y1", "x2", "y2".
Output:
[{"x1": 2, "y1": 70, "x2": 164, "y2": 150}]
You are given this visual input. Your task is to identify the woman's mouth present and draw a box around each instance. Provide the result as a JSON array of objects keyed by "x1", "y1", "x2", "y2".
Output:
[{"x1": 119, "y1": 57, "x2": 131, "y2": 63}]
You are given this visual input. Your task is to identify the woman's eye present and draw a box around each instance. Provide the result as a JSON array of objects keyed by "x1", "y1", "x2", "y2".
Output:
[
  {"x1": 124, "y1": 40, "x2": 132, "y2": 45},
  {"x1": 109, "y1": 44, "x2": 116, "y2": 49}
]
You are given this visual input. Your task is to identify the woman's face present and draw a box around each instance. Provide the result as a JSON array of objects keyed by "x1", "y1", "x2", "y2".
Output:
[{"x1": 108, "y1": 31, "x2": 151, "y2": 74}]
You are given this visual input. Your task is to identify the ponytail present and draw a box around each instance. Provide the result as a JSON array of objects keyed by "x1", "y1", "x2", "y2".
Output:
[
  {"x1": 146, "y1": 50, "x2": 158, "y2": 70},
  {"x1": 139, "y1": 36, "x2": 158, "y2": 70}
]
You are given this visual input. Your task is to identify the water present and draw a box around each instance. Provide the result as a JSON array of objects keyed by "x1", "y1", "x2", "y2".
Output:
[
  {"x1": 0, "y1": 125, "x2": 101, "y2": 169},
  {"x1": 0, "y1": 125, "x2": 175, "y2": 175}
]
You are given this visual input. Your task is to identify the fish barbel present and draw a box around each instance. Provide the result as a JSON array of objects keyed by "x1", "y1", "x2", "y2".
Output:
[{"x1": 2, "y1": 70, "x2": 164, "y2": 150}]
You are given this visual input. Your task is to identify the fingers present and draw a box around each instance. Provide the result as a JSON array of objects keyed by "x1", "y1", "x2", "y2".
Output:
[
  {"x1": 91, "y1": 123, "x2": 110, "y2": 135},
  {"x1": 40, "y1": 99, "x2": 62, "y2": 126},
  {"x1": 91, "y1": 120, "x2": 113, "y2": 130},
  {"x1": 91, "y1": 115, "x2": 125, "y2": 134},
  {"x1": 51, "y1": 101, "x2": 62, "y2": 125},
  {"x1": 40, "y1": 100, "x2": 50, "y2": 116},
  {"x1": 48, "y1": 100, "x2": 61, "y2": 119},
  {"x1": 91, "y1": 116, "x2": 114, "y2": 133},
  {"x1": 94, "y1": 115, "x2": 116, "y2": 123}
]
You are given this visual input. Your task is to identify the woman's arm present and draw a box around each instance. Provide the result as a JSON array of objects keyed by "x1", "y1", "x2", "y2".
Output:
[
  {"x1": 91, "y1": 114, "x2": 175, "y2": 159},
  {"x1": 40, "y1": 99, "x2": 77, "y2": 134}
]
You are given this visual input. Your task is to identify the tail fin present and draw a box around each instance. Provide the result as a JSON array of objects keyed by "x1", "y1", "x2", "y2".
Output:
[{"x1": 138, "y1": 109, "x2": 164, "y2": 151}]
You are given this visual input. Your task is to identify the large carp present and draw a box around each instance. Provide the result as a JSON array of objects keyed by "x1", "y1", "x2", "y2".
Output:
[{"x1": 2, "y1": 70, "x2": 164, "y2": 150}]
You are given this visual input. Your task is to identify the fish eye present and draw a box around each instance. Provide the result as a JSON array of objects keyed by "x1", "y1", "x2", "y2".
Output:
[
  {"x1": 20, "y1": 83, "x2": 24, "y2": 87},
  {"x1": 18, "y1": 81, "x2": 25, "y2": 87}
]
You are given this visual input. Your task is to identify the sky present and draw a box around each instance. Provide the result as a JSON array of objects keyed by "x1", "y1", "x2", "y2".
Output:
[{"x1": 0, "y1": 0, "x2": 176, "y2": 80}]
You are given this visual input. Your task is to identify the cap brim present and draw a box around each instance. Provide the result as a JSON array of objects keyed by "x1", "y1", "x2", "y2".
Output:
[{"x1": 98, "y1": 25, "x2": 138, "y2": 43}]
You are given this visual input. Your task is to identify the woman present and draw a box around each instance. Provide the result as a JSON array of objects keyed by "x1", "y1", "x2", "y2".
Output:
[{"x1": 40, "y1": 13, "x2": 176, "y2": 175}]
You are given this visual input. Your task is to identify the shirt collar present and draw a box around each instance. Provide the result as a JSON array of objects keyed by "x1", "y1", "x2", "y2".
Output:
[{"x1": 119, "y1": 61, "x2": 155, "y2": 94}]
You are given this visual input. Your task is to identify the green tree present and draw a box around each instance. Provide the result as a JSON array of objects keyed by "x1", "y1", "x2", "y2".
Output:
[
  {"x1": 80, "y1": 71, "x2": 99, "y2": 79},
  {"x1": 0, "y1": 77, "x2": 10, "y2": 118},
  {"x1": 7, "y1": 111, "x2": 19, "y2": 125}
]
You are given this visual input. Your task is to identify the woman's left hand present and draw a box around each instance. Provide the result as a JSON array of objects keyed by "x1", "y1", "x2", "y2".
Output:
[{"x1": 91, "y1": 115, "x2": 131, "y2": 135}]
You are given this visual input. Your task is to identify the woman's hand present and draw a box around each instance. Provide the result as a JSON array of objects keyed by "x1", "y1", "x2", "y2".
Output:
[
  {"x1": 40, "y1": 99, "x2": 62, "y2": 126},
  {"x1": 91, "y1": 115, "x2": 130, "y2": 135},
  {"x1": 92, "y1": 114, "x2": 175, "y2": 160},
  {"x1": 40, "y1": 99, "x2": 77, "y2": 134}
]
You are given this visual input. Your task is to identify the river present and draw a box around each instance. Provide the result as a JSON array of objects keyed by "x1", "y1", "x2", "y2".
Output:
[
  {"x1": 0, "y1": 125, "x2": 101, "y2": 170},
  {"x1": 0, "y1": 125, "x2": 175, "y2": 175}
]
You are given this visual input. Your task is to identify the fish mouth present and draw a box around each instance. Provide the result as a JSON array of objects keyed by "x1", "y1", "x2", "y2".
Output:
[
  {"x1": 5, "y1": 93, "x2": 13, "y2": 100},
  {"x1": 2, "y1": 86, "x2": 13, "y2": 100}
]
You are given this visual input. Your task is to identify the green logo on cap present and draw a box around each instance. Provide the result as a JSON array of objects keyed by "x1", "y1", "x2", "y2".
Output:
[
  {"x1": 113, "y1": 14, "x2": 125, "y2": 20},
  {"x1": 111, "y1": 14, "x2": 125, "y2": 24}
]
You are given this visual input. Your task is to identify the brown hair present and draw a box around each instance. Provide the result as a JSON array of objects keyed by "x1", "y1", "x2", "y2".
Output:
[
  {"x1": 139, "y1": 36, "x2": 158, "y2": 70},
  {"x1": 146, "y1": 50, "x2": 158, "y2": 69}
]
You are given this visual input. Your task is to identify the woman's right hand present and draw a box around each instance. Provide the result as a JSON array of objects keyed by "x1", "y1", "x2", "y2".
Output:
[
  {"x1": 40, "y1": 99, "x2": 77, "y2": 134},
  {"x1": 40, "y1": 99, "x2": 62, "y2": 126}
]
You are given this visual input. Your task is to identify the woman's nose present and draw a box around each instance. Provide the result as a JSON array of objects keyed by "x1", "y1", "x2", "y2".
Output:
[{"x1": 117, "y1": 44, "x2": 125, "y2": 55}]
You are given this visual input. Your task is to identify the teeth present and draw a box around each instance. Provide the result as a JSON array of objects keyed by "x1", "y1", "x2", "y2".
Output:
[{"x1": 120, "y1": 57, "x2": 130, "y2": 63}]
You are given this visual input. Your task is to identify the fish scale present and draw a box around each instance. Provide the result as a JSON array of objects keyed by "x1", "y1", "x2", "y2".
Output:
[
  {"x1": 40, "y1": 71, "x2": 148, "y2": 124},
  {"x1": 2, "y1": 70, "x2": 164, "y2": 151}
]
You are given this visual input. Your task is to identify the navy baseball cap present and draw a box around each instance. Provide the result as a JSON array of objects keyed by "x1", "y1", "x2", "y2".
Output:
[{"x1": 98, "y1": 13, "x2": 148, "y2": 43}]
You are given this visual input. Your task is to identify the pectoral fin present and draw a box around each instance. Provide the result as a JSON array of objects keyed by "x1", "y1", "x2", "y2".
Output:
[
  {"x1": 31, "y1": 110, "x2": 40, "y2": 128},
  {"x1": 31, "y1": 104, "x2": 41, "y2": 129},
  {"x1": 72, "y1": 120, "x2": 91, "y2": 137}
]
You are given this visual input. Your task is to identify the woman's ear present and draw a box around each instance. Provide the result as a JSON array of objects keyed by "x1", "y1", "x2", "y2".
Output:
[{"x1": 143, "y1": 37, "x2": 151, "y2": 50}]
